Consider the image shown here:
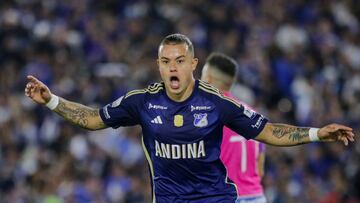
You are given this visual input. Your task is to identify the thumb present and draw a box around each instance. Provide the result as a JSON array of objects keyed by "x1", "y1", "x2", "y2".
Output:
[{"x1": 40, "y1": 85, "x2": 52, "y2": 102}]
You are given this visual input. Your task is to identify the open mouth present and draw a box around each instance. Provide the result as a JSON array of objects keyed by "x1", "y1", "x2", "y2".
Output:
[{"x1": 170, "y1": 76, "x2": 180, "y2": 89}]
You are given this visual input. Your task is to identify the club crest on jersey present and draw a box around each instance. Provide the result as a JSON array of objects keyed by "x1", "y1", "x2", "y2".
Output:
[
  {"x1": 174, "y1": 115, "x2": 183, "y2": 127},
  {"x1": 193, "y1": 113, "x2": 208, "y2": 127}
]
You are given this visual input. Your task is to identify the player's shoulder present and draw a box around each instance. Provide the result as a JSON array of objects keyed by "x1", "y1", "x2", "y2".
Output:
[
  {"x1": 198, "y1": 80, "x2": 222, "y2": 97},
  {"x1": 197, "y1": 80, "x2": 242, "y2": 108},
  {"x1": 124, "y1": 82, "x2": 164, "y2": 100}
]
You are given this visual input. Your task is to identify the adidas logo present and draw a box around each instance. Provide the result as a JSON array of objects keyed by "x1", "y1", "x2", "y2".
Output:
[{"x1": 151, "y1": 116, "x2": 163, "y2": 124}]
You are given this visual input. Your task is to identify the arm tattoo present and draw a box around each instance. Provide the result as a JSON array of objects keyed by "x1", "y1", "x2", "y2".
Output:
[
  {"x1": 54, "y1": 98, "x2": 103, "y2": 129},
  {"x1": 272, "y1": 124, "x2": 309, "y2": 143}
]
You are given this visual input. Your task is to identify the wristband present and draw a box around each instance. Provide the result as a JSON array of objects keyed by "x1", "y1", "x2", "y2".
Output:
[
  {"x1": 46, "y1": 94, "x2": 59, "y2": 110},
  {"x1": 309, "y1": 128, "x2": 320, "y2": 142}
]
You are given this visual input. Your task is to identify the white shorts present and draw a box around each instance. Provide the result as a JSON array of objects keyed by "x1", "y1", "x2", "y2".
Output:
[{"x1": 236, "y1": 195, "x2": 266, "y2": 203}]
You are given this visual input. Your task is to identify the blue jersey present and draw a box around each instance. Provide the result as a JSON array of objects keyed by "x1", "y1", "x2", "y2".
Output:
[{"x1": 99, "y1": 80, "x2": 268, "y2": 203}]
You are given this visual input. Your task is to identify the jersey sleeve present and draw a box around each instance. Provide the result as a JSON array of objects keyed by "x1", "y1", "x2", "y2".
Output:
[
  {"x1": 99, "y1": 93, "x2": 142, "y2": 128},
  {"x1": 219, "y1": 97, "x2": 268, "y2": 140}
]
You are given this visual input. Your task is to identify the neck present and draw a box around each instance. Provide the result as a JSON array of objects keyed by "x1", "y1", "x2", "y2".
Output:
[
  {"x1": 166, "y1": 78, "x2": 195, "y2": 102},
  {"x1": 208, "y1": 70, "x2": 232, "y2": 92},
  {"x1": 212, "y1": 81, "x2": 230, "y2": 92},
  {"x1": 208, "y1": 78, "x2": 231, "y2": 92}
]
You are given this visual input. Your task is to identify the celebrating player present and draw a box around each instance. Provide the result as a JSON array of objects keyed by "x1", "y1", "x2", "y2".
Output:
[
  {"x1": 202, "y1": 53, "x2": 266, "y2": 203},
  {"x1": 25, "y1": 34, "x2": 355, "y2": 203}
]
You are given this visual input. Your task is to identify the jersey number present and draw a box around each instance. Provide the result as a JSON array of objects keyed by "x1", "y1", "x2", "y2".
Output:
[
  {"x1": 230, "y1": 136, "x2": 247, "y2": 173},
  {"x1": 240, "y1": 140, "x2": 247, "y2": 173}
]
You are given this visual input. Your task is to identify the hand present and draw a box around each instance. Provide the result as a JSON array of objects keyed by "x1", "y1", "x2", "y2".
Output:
[
  {"x1": 24, "y1": 75, "x2": 52, "y2": 105},
  {"x1": 318, "y1": 124, "x2": 355, "y2": 146}
]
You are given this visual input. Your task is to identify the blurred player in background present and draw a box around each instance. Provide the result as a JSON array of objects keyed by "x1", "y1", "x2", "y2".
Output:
[
  {"x1": 202, "y1": 53, "x2": 266, "y2": 203},
  {"x1": 25, "y1": 34, "x2": 355, "y2": 203}
]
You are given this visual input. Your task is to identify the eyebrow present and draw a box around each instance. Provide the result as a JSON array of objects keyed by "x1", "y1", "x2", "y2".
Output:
[{"x1": 160, "y1": 55, "x2": 186, "y2": 60}]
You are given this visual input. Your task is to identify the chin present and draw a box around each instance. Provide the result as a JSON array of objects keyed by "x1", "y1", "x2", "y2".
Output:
[{"x1": 171, "y1": 88, "x2": 183, "y2": 95}]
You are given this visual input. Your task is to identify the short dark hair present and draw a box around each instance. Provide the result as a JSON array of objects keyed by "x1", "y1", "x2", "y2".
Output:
[
  {"x1": 159, "y1": 34, "x2": 194, "y2": 56},
  {"x1": 205, "y1": 53, "x2": 237, "y2": 77}
]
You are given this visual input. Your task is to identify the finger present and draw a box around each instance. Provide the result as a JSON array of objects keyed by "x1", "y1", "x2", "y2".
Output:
[
  {"x1": 26, "y1": 88, "x2": 33, "y2": 97},
  {"x1": 341, "y1": 136, "x2": 348, "y2": 146},
  {"x1": 342, "y1": 131, "x2": 354, "y2": 141},
  {"x1": 25, "y1": 88, "x2": 29, "y2": 97},
  {"x1": 26, "y1": 83, "x2": 33, "y2": 90},
  {"x1": 27, "y1": 75, "x2": 41, "y2": 85},
  {"x1": 345, "y1": 131, "x2": 355, "y2": 137},
  {"x1": 333, "y1": 124, "x2": 353, "y2": 132},
  {"x1": 25, "y1": 84, "x2": 34, "y2": 97},
  {"x1": 346, "y1": 132, "x2": 355, "y2": 142},
  {"x1": 25, "y1": 90, "x2": 31, "y2": 97},
  {"x1": 348, "y1": 136, "x2": 355, "y2": 142},
  {"x1": 25, "y1": 82, "x2": 36, "y2": 92}
]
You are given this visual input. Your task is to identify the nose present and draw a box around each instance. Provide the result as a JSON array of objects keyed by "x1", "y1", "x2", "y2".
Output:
[{"x1": 169, "y1": 61, "x2": 177, "y2": 72}]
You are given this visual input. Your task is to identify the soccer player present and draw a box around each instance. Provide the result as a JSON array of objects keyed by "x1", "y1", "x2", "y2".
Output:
[
  {"x1": 201, "y1": 53, "x2": 266, "y2": 203},
  {"x1": 25, "y1": 34, "x2": 355, "y2": 203}
]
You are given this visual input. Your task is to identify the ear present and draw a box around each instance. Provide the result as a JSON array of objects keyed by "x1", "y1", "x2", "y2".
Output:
[
  {"x1": 192, "y1": 58, "x2": 198, "y2": 71},
  {"x1": 157, "y1": 59, "x2": 160, "y2": 70}
]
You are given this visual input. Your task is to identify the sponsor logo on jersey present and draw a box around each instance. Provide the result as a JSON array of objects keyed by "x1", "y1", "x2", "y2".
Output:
[
  {"x1": 243, "y1": 105, "x2": 256, "y2": 119},
  {"x1": 148, "y1": 103, "x2": 168, "y2": 110},
  {"x1": 252, "y1": 115, "x2": 264, "y2": 129},
  {"x1": 193, "y1": 113, "x2": 208, "y2": 127},
  {"x1": 155, "y1": 140, "x2": 206, "y2": 159},
  {"x1": 151, "y1": 116, "x2": 163, "y2": 124},
  {"x1": 174, "y1": 115, "x2": 183, "y2": 127},
  {"x1": 111, "y1": 96, "x2": 124, "y2": 107},
  {"x1": 190, "y1": 105, "x2": 211, "y2": 112}
]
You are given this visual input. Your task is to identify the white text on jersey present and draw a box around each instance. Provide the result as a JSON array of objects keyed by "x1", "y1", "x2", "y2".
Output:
[
  {"x1": 252, "y1": 115, "x2": 264, "y2": 129},
  {"x1": 148, "y1": 103, "x2": 168, "y2": 110},
  {"x1": 155, "y1": 140, "x2": 206, "y2": 159},
  {"x1": 190, "y1": 105, "x2": 211, "y2": 112}
]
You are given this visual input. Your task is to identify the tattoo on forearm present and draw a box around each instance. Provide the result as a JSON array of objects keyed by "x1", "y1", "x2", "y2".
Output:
[
  {"x1": 272, "y1": 124, "x2": 309, "y2": 142},
  {"x1": 54, "y1": 99, "x2": 100, "y2": 129},
  {"x1": 272, "y1": 126, "x2": 292, "y2": 139}
]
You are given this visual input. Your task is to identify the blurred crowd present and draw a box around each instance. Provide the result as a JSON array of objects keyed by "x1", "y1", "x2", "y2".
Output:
[{"x1": 0, "y1": 0, "x2": 359, "y2": 202}]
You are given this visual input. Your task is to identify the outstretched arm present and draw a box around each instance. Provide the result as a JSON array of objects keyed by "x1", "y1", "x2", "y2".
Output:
[
  {"x1": 255, "y1": 123, "x2": 355, "y2": 146},
  {"x1": 25, "y1": 75, "x2": 106, "y2": 130},
  {"x1": 53, "y1": 97, "x2": 106, "y2": 130}
]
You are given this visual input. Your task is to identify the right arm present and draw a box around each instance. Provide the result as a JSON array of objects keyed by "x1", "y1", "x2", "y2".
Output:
[
  {"x1": 53, "y1": 97, "x2": 106, "y2": 130},
  {"x1": 25, "y1": 75, "x2": 107, "y2": 131}
]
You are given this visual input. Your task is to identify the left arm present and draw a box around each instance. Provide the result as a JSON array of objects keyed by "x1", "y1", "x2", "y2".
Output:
[
  {"x1": 255, "y1": 123, "x2": 355, "y2": 146},
  {"x1": 217, "y1": 96, "x2": 355, "y2": 146}
]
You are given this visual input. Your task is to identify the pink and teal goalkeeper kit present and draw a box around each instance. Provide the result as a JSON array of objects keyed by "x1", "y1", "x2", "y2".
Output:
[{"x1": 220, "y1": 92, "x2": 266, "y2": 198}]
